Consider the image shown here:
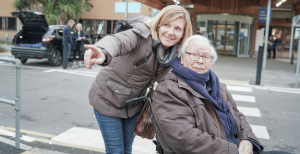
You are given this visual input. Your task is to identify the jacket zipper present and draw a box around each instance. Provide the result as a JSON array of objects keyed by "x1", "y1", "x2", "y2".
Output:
[
  {"x1": 206, "y1": 101, "x2": 223, "y2": 139},
  {"x1": 134, "y1": 53, "x2": 152, "y2": 68}
]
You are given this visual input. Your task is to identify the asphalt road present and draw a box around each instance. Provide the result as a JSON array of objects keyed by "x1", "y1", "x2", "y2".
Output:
[{"x1": 1, "y1": 58, "x2": 300, "y2": 153}]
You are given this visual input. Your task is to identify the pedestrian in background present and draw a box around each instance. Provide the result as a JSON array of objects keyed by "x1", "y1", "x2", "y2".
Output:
[
  {"x1": 83, "y1": 5, "x2": 193, "y2": 154},
  {"x1": 63, "y1": 20, "x2": 74, "y2": 61},
  {"x1": 72, "y1": 23, "x2": 85, "y2": 67},
  {"x1": 267, "y1": 36, "x2": 275, "y2": 59},
  {"x1": 152, "y1": 35, "x2": 263, "y2": 154},
  {"x1": 196, "y1": 28, "x2": 203, "y2": 35}
]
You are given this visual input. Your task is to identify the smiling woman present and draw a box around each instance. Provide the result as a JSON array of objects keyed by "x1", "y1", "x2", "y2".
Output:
[
  {"x1": 82, "y1": 5, "x2": 193, "y2": 154},
  {"x1": 158, "y1": 18, "x2": 186, "y2": 50}
]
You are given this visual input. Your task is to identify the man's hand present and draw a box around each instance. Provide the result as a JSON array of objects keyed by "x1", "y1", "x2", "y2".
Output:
[
  {"x1": 84, "y1": 45, "x2": 106, "y2": 69},
  {"x1": 239, "y1": 140, "x2": 253, "y2": 154}
]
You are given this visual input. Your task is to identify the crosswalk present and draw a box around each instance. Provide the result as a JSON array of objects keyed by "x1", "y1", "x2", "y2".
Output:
[
  {"x1": 227, "y1": 85, "x2": 270, "y2": 140},
  {"x1": 50, "y1": 84, "x2": 270, "y2": 154}
]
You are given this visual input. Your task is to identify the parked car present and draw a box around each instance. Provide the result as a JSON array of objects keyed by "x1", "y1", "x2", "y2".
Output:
[{"x1": 11, "y1": 11, "x2": 91, "y2": 66}]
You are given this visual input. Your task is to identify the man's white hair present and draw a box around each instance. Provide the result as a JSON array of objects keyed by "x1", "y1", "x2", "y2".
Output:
[
  {"x1": 178, "y1": 35, "x2": 218, "y2": 65},
  {"x1": 68, "y1": 20, "x2": 75, "y2": 24}
]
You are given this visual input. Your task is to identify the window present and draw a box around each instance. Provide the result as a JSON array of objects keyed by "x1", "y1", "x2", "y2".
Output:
[
  {"x1": 0, "y1": 17, "x2": 17, "y2": 30},
  {"x1": 3, "y1": 17, "x2": 6, "y2": 29},
  {"x1": 0, "y1": 17, "x2": 2, "y2": 29},
  {"x1": 95, "y1": 20, "x2": 105, "y2": 34},
  {"x1": 84, "y1": 20, "x2": 94, "y2": 34},
  {"x1": 113, "y1": 20, "x2": 118, "y2": 33},
  {"x1": 106, "y1": 20, "x2": 112, "y2": 34},
  {"x1": 8, "y1": 17, "x2": 16, "y2": 30},
  {"x1": 81, "y1": 19, "x2": 118, "y2": 35}
]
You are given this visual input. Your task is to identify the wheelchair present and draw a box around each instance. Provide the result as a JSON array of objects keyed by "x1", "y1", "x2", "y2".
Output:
[{"x1": 126, "y1": 96, "x2": 164, "y2": 154}]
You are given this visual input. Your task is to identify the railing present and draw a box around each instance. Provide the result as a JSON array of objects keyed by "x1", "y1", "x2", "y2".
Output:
[{"x1": 0, "y1": 57, "x2": 22, "y2": 149}]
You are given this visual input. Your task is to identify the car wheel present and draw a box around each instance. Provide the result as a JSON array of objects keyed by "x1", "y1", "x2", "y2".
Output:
[
  {"x1": 49, "y1": 49, "x2": 62, "y2": 66},
  {"x1": 19, "y1": 58, "x2": 28, "y2": 63}
]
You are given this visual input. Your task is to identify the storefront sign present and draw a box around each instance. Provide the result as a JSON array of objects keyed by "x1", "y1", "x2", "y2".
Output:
[
  {"x1": 258, "y1": 8, "x2": 272, "y2": 22},
  {"x1": 115, "y1": 2, "x2": 141, "y2": 13}
]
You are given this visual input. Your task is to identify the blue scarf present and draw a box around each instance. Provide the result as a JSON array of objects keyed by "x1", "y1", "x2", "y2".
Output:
[{"x1": 171, "y1": 57, "x2": 237, "y2": 136}]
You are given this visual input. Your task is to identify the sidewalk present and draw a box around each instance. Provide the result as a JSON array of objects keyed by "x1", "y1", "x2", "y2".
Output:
[{"x1": 212, "y1": 55, "x2": 300, "y2": 88}]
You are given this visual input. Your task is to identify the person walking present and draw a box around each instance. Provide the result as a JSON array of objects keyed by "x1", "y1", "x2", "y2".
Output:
[
  {"x1": 63, "y1": 20, "x2": 74, "y2": 62},
  {"x1": 83, "y1": 5, "x2": 193, "y2": 154},
  {"x1": 72, "y1": 23, "x2": 85, "y2": 67},
  {"x1": 267, "y1": 36, "x2": 275, "y2": 59}
]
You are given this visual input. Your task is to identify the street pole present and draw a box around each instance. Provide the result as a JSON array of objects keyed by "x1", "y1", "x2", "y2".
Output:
[
  {"x1": 295, "y1": 31, "x2": 300, "y2": 88},
  {"x1": 256, "y1": 46, "x2": 263, "y2": 85},
  {"x1": 125, "y1": 0, "x2": 128, "y2": 18},
  {"x1": 175, "y1": 0, "x2": 178, "y2": 5},
  {"x1": 262, "y1": 0, "x2": 271, "y2": 69},
  {"x1": 289, "y1": 16, "x2": 295, "y2": 59},
  {"x1": 63, "y1": 36, "x2": 68, "y2": 69},
  {"x1": 15, "y1": 59, "x2": 21, "y2": 149}
]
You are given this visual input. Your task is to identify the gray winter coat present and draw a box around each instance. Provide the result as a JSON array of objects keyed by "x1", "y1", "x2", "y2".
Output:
[{"x1": 89, "y1": 18, "x2": 171, "y2": 118}]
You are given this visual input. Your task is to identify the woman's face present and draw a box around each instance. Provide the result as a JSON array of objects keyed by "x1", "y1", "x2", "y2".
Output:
[
  {"x1": 181, "y1": 42, "x2": 213, "y2": 74},
  {"x1": 77, "y1": 27, "x2": 81, "y2": 31},
  {"x1": 158, "y1": 18, "x2": 186, "y2": 50}
]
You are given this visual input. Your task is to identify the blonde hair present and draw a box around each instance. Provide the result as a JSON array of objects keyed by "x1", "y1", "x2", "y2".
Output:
[{"x1": 145, "y1": 5, "x2": 193, "y2": 49}]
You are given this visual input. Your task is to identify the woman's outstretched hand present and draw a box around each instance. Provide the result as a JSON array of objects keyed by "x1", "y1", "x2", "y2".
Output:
[
  {"x1": 84, "y1": 44, "x2": 106, "y2": 69},
  {"x1": 239, "y1": 140, "x2": 253, "y2": 154}
]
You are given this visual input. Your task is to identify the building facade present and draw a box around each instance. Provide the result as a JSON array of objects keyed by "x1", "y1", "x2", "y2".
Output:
[
  {"x1": 0, "y1": 0, "x2": 153, "y2": 42},
  {"x1": 137, "y1": 0, "x2": 300, "y2": 58}
]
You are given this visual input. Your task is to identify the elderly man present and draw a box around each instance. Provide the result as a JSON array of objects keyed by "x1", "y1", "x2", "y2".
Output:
[
  {"x1": 152, "y1": 35, "x2": 263, "y2": 154},
  {"x1": 63, "y1": 20, "x2": 75, "y2": 60}
]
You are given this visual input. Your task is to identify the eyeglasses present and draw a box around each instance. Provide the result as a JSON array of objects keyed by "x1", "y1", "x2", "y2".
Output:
[{"x1": 185, "y1": 52, "x2": 213, "y2": 63}]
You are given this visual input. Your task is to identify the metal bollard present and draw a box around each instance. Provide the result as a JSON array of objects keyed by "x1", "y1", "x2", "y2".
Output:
[
  {"x1": 256, "y1": 46, "x2": 264, "y2": 85},
  {"x1": 291, "y1": 53, "x2": 294, "y2": 65},
  {"x1": 63, "y1": 35, "x2": 68, "y2": 69}
]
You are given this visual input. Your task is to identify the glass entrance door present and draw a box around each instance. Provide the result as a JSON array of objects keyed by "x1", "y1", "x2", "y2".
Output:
[
  {"x1": 238, "y1": 23, "x2": 250, "y2": 57},
  {"x1": 211, "y1": 21, "x2": 235, "y2": 53}
]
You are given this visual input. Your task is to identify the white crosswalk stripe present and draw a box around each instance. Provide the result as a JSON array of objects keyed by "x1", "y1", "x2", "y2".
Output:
[
  {"x1": 228, "y1": 85, "x2": 270, "y2": 140},
  {"x1": 227, "y1": 85, "x2": 253, "y2": 92},
  {"x1": 232, "y1": 94, "x2": 256, "y2": 103},
  {"x1": 237, "y1": 106, "x2": 261, "y2": 117},
  {"x1": 249, "y1": 125, "x2": 270, "y2": 139}
]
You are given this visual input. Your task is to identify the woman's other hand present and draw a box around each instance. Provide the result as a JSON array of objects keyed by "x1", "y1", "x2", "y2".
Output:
[
  {"x1": 78, "y1": 37, "x2": 81, "y2": 41},
  {"x1": 238, "y1": 140, "x2": 253, "y2": 154},
  {"x1": 84, "y1": 45, "x2": 106, "y2": 69}
]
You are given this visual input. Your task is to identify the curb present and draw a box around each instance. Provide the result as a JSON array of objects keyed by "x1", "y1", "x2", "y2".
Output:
[{"x1": 0, "y1": 126, "x2": 105, "y2": 154}]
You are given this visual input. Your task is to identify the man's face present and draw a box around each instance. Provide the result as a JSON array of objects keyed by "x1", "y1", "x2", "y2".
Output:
[{"x1": 69, "y1": 23, "x2": 74, "y2": 28}]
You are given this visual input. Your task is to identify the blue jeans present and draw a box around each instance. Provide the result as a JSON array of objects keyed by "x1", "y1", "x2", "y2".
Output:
[
  {"x1": 94, "y1": 108, "x2": 139, "y2": 154},
  {"x1": 67, "y1": 43, "x2": 71, "y2": 59}
]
